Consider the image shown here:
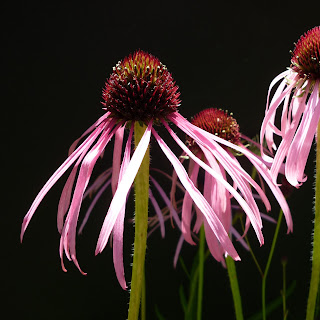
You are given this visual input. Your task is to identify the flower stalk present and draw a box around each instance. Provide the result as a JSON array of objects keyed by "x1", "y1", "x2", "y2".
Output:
[
  {"x1": 261, "y1": 209, "x2": 283, "y2": 320},
  {"x1": 306, "y1": 122, "x2": 320, "y2": 320},
  {"x1": 197, "y1": 225, "x2": 205, "y2": 320},
  {"x1": 226, "y1": 255, "x2": 244, "y2": 320},
  {"x1": 128, "y1": 122, "x2": 150, "y2": 320}
]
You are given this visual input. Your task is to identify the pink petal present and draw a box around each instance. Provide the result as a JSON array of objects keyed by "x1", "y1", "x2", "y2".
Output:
[
  {"x1": 149, "y1": 189, "x2": 165, "y2": 238},
  {"x1": 78, "y1": 178, "x2": 111, "y2": 235},
  {"x1": 112, "y1": 125, "x2": 125, "y2": 194},
  {"x1": 286, "y1": 81, "x2": 320, "y2": 187},
  {"x1": 60, "y1": 120, "x2": 118, "y2": 272},
  {"x1": 21, "y1": 122, "x2": 106, "y2": 242},
  {"x1": 95, "y1": 122, "x2": 152, "y2": 254},
  {"x1": 164, "y1": 117, "x2": 264, "y2": 245},
  {"x1": 152, "y1": 128, "x2": 240, "y2": 260},
  {"x1": 111, "y1": 124, "x2": 134, "y2": 289},
  {"x1": 181, "y1": 160, "x2": 199, "y2": 245},
  {"x1": 150, "y1": 176, "x2": 181, "y2": 229},
  {"x1": 68, "y1": 112, "x2": 111, "y2": 155}
]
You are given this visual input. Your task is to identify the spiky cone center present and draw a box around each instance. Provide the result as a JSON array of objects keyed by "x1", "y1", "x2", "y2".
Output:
[
  {"x1": 187, "y1": 108, "x2": 240, "y2": 152},
  {"x1": 291, "y1": 26, "x2": 320, "y2": 80},
  {"x1": 102, "y1": 50, "x2": 181, "y2": 124}
]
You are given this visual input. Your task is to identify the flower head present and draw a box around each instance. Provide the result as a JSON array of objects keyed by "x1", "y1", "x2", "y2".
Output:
[
  {"x1": 170, "y1": 107, "x2": 292, "y2": 264},
  {"x1": 260, "y1": 26, "x2": 320, "y2": 187},
  {"x1": 103, "y1": 50, "x2": 180, "y2": 123}
]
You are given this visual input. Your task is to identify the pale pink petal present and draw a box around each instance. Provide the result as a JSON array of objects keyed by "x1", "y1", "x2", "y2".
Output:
[
  {"x1": 83, "y1": 168, "x2": 112, "y2": 198},
  {"x1": 149, "y1": 188, "x2": 165, "y2": 238},
  {"x1": 173, "y1": 234, "x2": 185, "y2": 268},
  {"x1": 112, "y1": 124, "x2": 134, "y2": 289},
  {"x1": 164, "y1": 118, "x2": 264, "y2": 245},
  {"x1": 238, "y1": 143, "x2": 293, "y2": 232},
  {"x1": 203, "y1": 219, "x2": 225, "y2": 264},
  {"x1": 181, "y1": 160, "x2": 199, "y2": 245},
  {"x1": 21, "y1": 122, "x2": 106, "y2": 241},
  {"x1": 112, "y1": 125, "x2": 125, "y2": 194},
  {"x1": 78, "y1": 179, "x2": 111, "y2": 235},
  {"x1": 68, "y1": 112, "x2": 111, "y2": 155},
  {"x1": 95, "y1": 122, "x2": 152, "y2": 254},
  {"x1": 230, "y1": 227, "x2": 249, "y2": 251},
  {"x1": 60, "y1": 120, "x2": 119, "y2": 272},
  {"x1": 150, "y1": 176, "x2": 181, "y2": 229},
  {"x1": 286, "y1": 81, "x2": 320, "y2": 186},
  {"x1": 152, "y1": 128, "x2": 240, "y2": 260}
]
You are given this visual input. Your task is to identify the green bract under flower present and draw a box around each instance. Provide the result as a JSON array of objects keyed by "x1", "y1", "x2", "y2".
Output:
[
  {"x1": 187, "y1": 108, "x2": 240, "y2": 151},
  {"x1": 291, "y1": 26, "x2": 320, "y2": 80},
  {"x1": 102, "y1": 50, "x2": 181, "y2": 123}
]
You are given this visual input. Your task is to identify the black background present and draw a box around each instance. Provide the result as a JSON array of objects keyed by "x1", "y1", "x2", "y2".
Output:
[{"x1": 3, "y1": 1, "x2": 320, "y2": 319}]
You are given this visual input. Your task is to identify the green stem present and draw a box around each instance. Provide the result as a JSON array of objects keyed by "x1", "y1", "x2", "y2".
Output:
[
  {"x1": 197, "y1": 225, "x2": 205, "y2": 320},
  {"x1": 306, "y1": 122, "x2": 320, "y2": 320},
  {"x1": 128, "y1": 122, "x2": 150, "y2": 320},
  {"x1": 261, "y1": 209, "x2": 283, "y2": 320},
  {"x1": 226, "y1": 256, "x2": 244, "y2": 320},
  {"x1": 141, "y1": 269, "x2": 146, "y2": 320},
  {"x1": 239, "y1": 216, "x2": 263, "y2": 277},
  {"x1": 281, "y1": 257, "x2": 288, "y2": 320}
]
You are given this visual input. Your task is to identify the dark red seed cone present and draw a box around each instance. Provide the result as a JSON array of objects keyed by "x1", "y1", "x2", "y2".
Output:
[
  {"x1": 291, "y1": 26, "x2": 320, "y2": 80},
  {"x1": 102, "y1": 50, "x2": 181, "y2": 123}
]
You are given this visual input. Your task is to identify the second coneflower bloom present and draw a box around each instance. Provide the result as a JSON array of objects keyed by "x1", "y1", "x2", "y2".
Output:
[
  {"x1": 260, "y1": 26, "x2": 320, "y2": 187},
  {"x1": 170, "y1": 108, "x2": 292, "y2": 264}
]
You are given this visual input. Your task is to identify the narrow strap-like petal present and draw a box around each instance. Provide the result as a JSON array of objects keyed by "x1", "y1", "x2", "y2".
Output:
[
  {"x1": 60, "y1": 120, "x2": 118, "y2": 272},
  {"x1": 95, "y1": 122, "x2": 152, "y2": 254},
  {"x1": 112, "y1": 125, "x2": 125, "y2": 194},
  {"x1": 78, "y1": 178, "x2": 111, "y2": 234},
  {"x1": 21, "y1": 122, "x2": 106, "y2": 241},
  {"x1": 68, "y1": 112, "x2": 111, "y2": 155},
  {"x1": 152, "y1": 128, "x2": 240, "y2": 260},
  {"x1": 150, "y1": 176, "x2": 181, "y2": 229},
  {"x1": 112, "y1": 123, "x2": 133, "y2": 290},
  {"x1": 164, "y1": 117, "x2": 264, "y2": 244},
  {"x1": 181, "y1": 160, "x2": 199, "y2": 245},
  {"x1": 149, "y1": 188, "x2": 165, "y2": 238},
  {"x1": 286, "y1": 81, "x2": 320, "y2": 187}
]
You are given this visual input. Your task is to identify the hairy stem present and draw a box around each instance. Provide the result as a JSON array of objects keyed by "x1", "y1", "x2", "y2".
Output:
[
  {"x1": 128, "y1": 122, "x2": 150, "y2": 320},
  {"x1": 306, "y1": 122, "x2": 320, "y2": 320}
]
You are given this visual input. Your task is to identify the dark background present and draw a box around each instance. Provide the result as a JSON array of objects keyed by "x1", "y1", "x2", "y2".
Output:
[{"x1": 3, "y1": 1, "x2": 320, "y2": 319}]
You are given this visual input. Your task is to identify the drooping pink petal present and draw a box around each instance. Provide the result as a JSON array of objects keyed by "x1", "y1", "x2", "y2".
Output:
[
  {"x1": 68, "y1": 112, "x2": 111, "y2": 155},
  {"x1": 112, "y1": 123, "x2": 133, "y2": 290},
  {"x1": 152, "y1": 128, "x2": 240, "y2": 260},
  {"x1": 57, "y1": 151, "x2": 89, "y2": 233},
  {"x1": 238, "y1": 143, "x2": 293, "y2": 232},
  {"x1": 286, "y1": 81, "x2": 320, "y2": 186},
  {"x1": 269, "y1": 83, "x2": 309, "y2": 183},
  {"x1": 181, "y1": 160, "x2": 199, "y2": 245},
  {"x1": 149, "y1": 188, "x2": 165, "y2": 238},
  {"x1": 173, "y1": 234, "x2": 185, "y2": 268},
  {"x1": 230, "y1": 226, "x2": 249, "y2": 251},
  {"x1": 150, "y1": 176, "x2": 181, "y2": 229},
  {"x1": 78, "y1": 178, "x2": 111, "y2": 235},
  {"x1": 112, "y1": 125, "x2": 125, "y2": 195},
  {"x1": 21, "y1": 121, "x2": 107, "y2": 242},
  {"x1": 203, "y1": 219, "x2": 225, "y2": 264},
  {"x1": 95, "y1": 122, "x2": 152, "y2": 254},
  {"x1": 60, "y1": 120, "x2": 119, "y2": 272},
  {"x1": 163, "y1": 117, "x2": 264, "y2": 245}
]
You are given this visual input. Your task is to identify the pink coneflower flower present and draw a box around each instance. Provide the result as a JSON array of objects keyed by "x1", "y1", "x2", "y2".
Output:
[
  {"x1": 260, "y1": 26, "x2": 320, "y2": 187},
  {"x1": 21, "y1": 50, "x2": 285, "y2": 289},
  {"x1": 169, "y1": 108, "x2": 292, "y2": 265}
]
